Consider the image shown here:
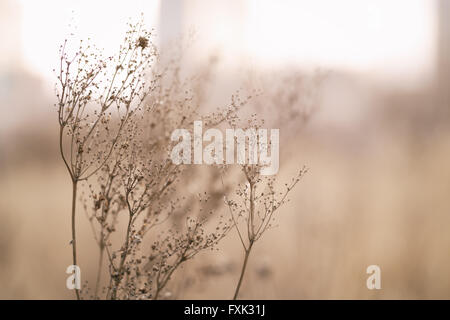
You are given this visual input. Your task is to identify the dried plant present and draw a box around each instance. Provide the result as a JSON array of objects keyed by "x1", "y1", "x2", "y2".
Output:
[
  {"x1": 81, "y1": 77, "x2": 238, "y2": 299},
  {"x1": 55, "y1": 17, "x2": 314, "y2": 301},
  {"x1": 225, "y1": 165, "x2": 307, "y2": 299},
  {"x1": 55, "y1": 19, "x2": 157, "y2": 299},
  {"x1": 74, "y1": 21, "x2": 245, "y2": 299},
  {"x1": 219, "y1": 116, "x2": 308, "y2": 299}
]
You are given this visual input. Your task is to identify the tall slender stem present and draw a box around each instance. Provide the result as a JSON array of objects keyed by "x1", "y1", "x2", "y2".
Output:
[
  {"x1": 233, "y1": 241, "x2": 253, "y2": 300},
  {"x1": 71, "y1": 179, "x2": 81, "y2": 300},
  {"x1": 94, "y1": 243, "x2": 104, "y2": 299}
]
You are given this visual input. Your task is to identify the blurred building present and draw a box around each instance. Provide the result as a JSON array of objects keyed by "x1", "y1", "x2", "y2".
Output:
[
  {"x1": 159, "y1": 0, "x2": 247, "y2": 64},
  {"x1": 156, "y1": 1, "x2": 445, "y2": 135},
  {"x1": 159, "y1": 0, "x2": 183, "y2": 49},
  {"x1": 0, "y1": 0, "x2": 21, "y2": 67},
  {"x1": 0, "y1": 0, "x2": 22, "y2": 101},
  {"x1": 436, "y1": 0, "x2": 450, "y2": 111},
  {"x1": 0, "y1": 0, "x2": 51, "y2": 164}
]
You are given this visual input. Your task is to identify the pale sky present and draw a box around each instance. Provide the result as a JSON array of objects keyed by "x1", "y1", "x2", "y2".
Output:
[{"x1": 17, "y1": 0, "x2": 436, "y2": 88}]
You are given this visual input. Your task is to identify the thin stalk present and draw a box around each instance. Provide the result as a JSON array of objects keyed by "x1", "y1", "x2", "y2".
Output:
[
  {"x1": 233, "y1": 241, "x2": 253, "y2": 300},
  {"x1": 94, "y1": 243, "x2": 105, "y2": 299},
  {"x1": 71, "y1": 179, "x2": 81, "y2": 300}
]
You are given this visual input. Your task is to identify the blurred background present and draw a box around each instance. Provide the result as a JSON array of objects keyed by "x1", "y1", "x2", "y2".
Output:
[{"x1": 1, "y1": 0, "x2": 450, "y2": 299}]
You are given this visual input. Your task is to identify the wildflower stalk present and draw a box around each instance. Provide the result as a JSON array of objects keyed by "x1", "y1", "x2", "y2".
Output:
[
  {"x1": 233, "y1": 178, "x2": 256, "y2": 300},
  {"x1": 71, "y1": 179, "x2": 80, "y2": 300},
  {"x1": 233, "y1": 239, "x2": 253, "y2": 300},
  {"x1": 94, "y1": 240, "x2": 104, "y2": 299},
  {"x1": 227, "y1": 165, "x2": 307, "y2": 300},
  {"x1": 59, "y1": 122, "x2": 81, "y2": 300}
]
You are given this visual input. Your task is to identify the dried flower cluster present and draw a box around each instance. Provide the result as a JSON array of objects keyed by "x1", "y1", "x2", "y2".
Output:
[{"x1": 55, "y1": 18, "x2": 314, "y2": 300}]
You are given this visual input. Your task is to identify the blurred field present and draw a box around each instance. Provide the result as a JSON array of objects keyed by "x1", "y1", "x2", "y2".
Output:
[
  {"x1": 1, "y1": 0, "x2": 450, "y2": 300},
  {"x1": 1, "y1": 114, "x2": 450, "y2": 299}
]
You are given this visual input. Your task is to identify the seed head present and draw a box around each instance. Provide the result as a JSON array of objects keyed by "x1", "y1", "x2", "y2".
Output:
[{"x1": 137, "y1": 36, "x2": 149, "y2": 49}]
